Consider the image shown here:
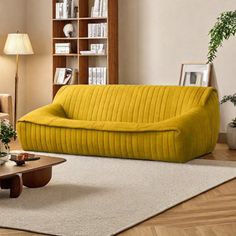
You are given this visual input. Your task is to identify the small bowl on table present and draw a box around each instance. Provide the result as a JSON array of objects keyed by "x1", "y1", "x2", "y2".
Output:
[{"x1": 10, "y1": 153, "x2": 30, "y2": 166}]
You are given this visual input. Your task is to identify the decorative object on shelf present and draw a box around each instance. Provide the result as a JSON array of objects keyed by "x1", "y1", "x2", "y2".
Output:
[
  {"x1": 0, "y1": 119, "x2": 17, "y2": 165},
  {"x1": 179, "y1": 63, "x2": 211, "y2": 87},
  {"x1": 63, "y1": 23, "x2": 74, "y2": 37},
  {"x1": 4, "y1": 32, "x2": 34, "y2": 126},
  {"x1": 54, "y1": 68, "x2": 78, "y2": 84},
  {"x1": 55, "y1": 42, "x2": 71, "y2": 54},
  {"x1": 207, "y1": 11, "x2": 236, "y2": 149},
  {"x1": 221, "y1": 94, "x2": 236, "y2": 149}
]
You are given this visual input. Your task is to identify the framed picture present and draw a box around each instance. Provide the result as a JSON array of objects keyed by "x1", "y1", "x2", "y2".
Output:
[
  {"x1": 54, "y1": 68, "x2": 73, "y2": 85},
  {"x1": 179, "y1": 63, "x2": 212, "y2": 87}
]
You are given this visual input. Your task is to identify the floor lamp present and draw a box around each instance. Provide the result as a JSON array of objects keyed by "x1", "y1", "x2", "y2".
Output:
[{"x1": 3, "y1": 32, "x2": 34, "y2": 127}]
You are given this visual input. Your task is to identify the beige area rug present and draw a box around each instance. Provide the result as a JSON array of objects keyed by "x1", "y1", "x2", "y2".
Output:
[{"x1": 0, "y1": 153, "x2": 236, "y2": 236}]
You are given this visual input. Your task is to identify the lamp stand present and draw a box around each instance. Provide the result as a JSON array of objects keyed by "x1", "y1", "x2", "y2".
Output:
[{"x1": 14, "y1": 55, "x2": 19, "y2": 128}]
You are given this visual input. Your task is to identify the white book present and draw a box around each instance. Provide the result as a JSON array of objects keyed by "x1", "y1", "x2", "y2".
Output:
[
  {"x1": 97, "y1": 68, "x2": 101, "y2": 85},
  {"x1": 63, "y1": 0, "x2": 68, "y2": 19},
  {"x1": 104, "y1": 23, "x2": 108, "y2": 37},
  {"x1": 99, "y1": 0, "x2": 103, "y2": 17},
  {"x1": 91, "y1": 6, "x2": 95, "y2": 17},
  {"x1": 90, "y1": 44, "x2": 97, "y2": 52},
  {"x1": 103, "y1": 67, "x2": 107, "y2": 84},
  {"x1": 101, "y1": 23, "x2": 104, "y2": 37},
  {"x1": 56, "y1": 3, "x2": 60, "y2": 19},
  {"x1": 98, "y1": 44, "x2": 105, "y2": 54},
  {"x1": 93, "y1": 24, "x2": 96, "y2": 37},
  {"x1": 54, "y1": 68, "x2": 67, "y2": 84},
  {"x1": 89, "y1": 68, "x2": 93, "y2": 85},
  {"x1": 88, "y1": 24, "x2": 92, "y2": 37},
  {"x1": 102, "y1": 0, "x2": 107, "y2": 17},
  {"x1": 56, "y1": 3, "x2": 64, "y2": 19},
  {"x1": 71, "y1": 0, "x2": 75, "y2": 18},
  {"x1": 98, "y1": 24, "x2": 102, "y2": 37},
  {"x1": 95, "y1": 24, "x2": 98, "y2": 37},
  {"x1": 100, "y1": 68, "x2": 104, "y2": 84},
  {"x1": 92, "y1": 68, "x2": 97, "y2": 84},
  {"x1": 93, "y1": 0, "x2": 100, "y2": 17},
  {"x1": 80, "y1": 51, "x2": 95, "y2": 55}
]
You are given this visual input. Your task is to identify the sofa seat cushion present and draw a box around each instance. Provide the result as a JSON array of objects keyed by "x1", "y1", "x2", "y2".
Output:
[{"x1": 18, "y1": 103, "x2": 205, "y2": 134}]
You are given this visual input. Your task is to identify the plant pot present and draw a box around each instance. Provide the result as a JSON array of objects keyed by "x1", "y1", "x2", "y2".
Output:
[
  {"x1": 0, "y1": 153, "x2": 9, "y2": 165},
  {"x1": 0, "y1": 143, "x2": 10, "y2": 165},
  {"x1": 227, "y1": 125, "x2": 236, "y2": 149}
]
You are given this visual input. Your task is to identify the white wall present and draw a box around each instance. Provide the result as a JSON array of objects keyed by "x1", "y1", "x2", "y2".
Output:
[
  {"x1": 25, "y1": 0, "x2": 52, "y2": 113},
  {"x1": 1, "y1": 0, "x2": 236, "y2": 132},
  {"x1": 0, "y1": 0, "x2": 27, "y2": 118}
]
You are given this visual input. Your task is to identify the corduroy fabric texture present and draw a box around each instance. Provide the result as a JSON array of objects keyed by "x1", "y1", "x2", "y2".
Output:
[{"x1": 17, "y1": 85, "x2": 220, "y2": 162}]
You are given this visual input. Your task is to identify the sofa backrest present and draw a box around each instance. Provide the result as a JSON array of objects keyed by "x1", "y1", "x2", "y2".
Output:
[{"x1": 53, "y1": 85, "x2": 217, "y2": 123}]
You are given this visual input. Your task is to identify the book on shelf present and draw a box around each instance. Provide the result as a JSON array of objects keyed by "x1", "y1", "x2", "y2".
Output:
[
  {"x1": 91, "y1": 0, "x2": 107, "y2": 17},
  {"x1": 54, "y1": 68, "x2": 78, "y2": 85},
  {"x1": 89, "y1": 67, "x2": 107, "y2": 85},
  {"x1": 90, "y1": 43, "x2": 106, "y2": 54},
  {"x1": 55, "y1": 0, "x2": 78, "y2": 19},
  {"x1": 55, "y1": 43, "x2": 71, "y2": 54},
  {"x1": 80, "y1": 43, "x2": 106, "y2": 55},
  {"x1": 88, "y1": 23, "x2": 107, "y2": 38}
]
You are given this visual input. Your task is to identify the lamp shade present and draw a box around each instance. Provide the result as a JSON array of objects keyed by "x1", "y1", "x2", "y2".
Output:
[{"x1": 4, "y1": 33, "x2": 34, "y2": 55}]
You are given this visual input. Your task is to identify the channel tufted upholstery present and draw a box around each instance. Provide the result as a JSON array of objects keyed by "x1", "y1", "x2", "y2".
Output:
[{"x1": 17, "y1": 85, "x2": 220, "y2": 162}]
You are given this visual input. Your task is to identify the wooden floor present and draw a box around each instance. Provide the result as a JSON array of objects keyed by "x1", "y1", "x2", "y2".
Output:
[{"x1": 1, "y1": 143, "x2": 236, "y2": 236}]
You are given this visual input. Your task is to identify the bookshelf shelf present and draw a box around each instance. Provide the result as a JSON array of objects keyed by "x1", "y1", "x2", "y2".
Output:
[
  {"x1": 53, "y1": 37, "x2": 78, "y2": 40},
  {"x1": 52, "y1": 0, "x2": 118, "y2": 98},
  {"x1": 53, "y1": 54, "x2": 78, "y2": 57},
  {"x1": 53, "y1": 18, "x2": 78, "y2": 21},
  {"x1": 79, "y1": 17, "x2": 107, "y2": 21},
  {"x1": 79, "y1": 54, "x2": 107, "y2": 57},
  {"x1": 79, "y1": 37, "x2": 108, "y2": 40}
]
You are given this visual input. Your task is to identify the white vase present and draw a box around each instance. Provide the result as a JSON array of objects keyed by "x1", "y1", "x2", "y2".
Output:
[
  {"x1": 0, "y1": 143, "x2": 10, "y2": 165},
  {"x1": 227, "y1": 125, "x2": 236, "y2": 149}
]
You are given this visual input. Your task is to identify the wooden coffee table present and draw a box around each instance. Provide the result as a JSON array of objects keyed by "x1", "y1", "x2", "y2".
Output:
[{"x1": 0, "y1": 155, "x2": 66, "y2": 198}]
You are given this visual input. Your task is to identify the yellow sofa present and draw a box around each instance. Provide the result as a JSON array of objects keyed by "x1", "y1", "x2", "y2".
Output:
[{"x1": 17, "y1": 85, "x2": 220, "y2": 162}]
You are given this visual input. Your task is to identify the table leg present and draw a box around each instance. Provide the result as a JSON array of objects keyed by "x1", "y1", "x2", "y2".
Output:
[
  {"x1": 0, "y1": 174, "x2": 23, "y2": 198},
  {"x1": 22, "y1": 167, "x2": 52, "y2": 188}
]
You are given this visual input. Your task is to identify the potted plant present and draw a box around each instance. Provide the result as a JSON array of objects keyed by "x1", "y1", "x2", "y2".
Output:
[
  {"x1": 221, "y1": 94, "x2": 236, "y2": 149},
  {"x1": 207, "y1": 10, "x2": 236, "y2": 149},
  {"x1": 0, "y1": 119, "x2": 17, "y2": 165}
]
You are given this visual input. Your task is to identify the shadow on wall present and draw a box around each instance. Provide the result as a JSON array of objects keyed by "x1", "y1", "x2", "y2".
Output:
[
  {"x1": 210, "y1": 64, "x2": 219, "y2": 91},
  {"x1": 0, "y1": 35, "x2": 6, "y2": 53}
]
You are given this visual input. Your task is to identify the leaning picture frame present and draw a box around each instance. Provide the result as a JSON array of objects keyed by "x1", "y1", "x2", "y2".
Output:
[{"x1": 179, "y1": 63, "x2": 212, "y2": 87}]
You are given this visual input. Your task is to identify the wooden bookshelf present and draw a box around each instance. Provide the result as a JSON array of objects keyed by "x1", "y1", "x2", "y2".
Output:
[{"x1": 52, "y1": 0, "x2": 118, "y2": 98}]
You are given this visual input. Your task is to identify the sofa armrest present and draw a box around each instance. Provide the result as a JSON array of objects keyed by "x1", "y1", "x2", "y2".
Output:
[
  {"x1": 156, "y1": 107, "x2": 208, "y2": 132},
  {"x1": 0, "y1": 94, "x2": 13, "y2": 124},
  {"x1": 18, "y1": 103, "x2": 67, "y2": 125},
  {"x1": 157, "y1": 105, "x2": 219, "y2": 159}
]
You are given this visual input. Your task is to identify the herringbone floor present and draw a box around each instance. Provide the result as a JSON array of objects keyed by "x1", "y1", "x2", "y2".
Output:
[{"x1": 1, "y1": 142, "x2": 236, "y2": 236}]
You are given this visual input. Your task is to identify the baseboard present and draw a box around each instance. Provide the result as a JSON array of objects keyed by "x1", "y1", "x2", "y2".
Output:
[{"x1": 218, "y1": 132, "x2": 227, "y2": 144}]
